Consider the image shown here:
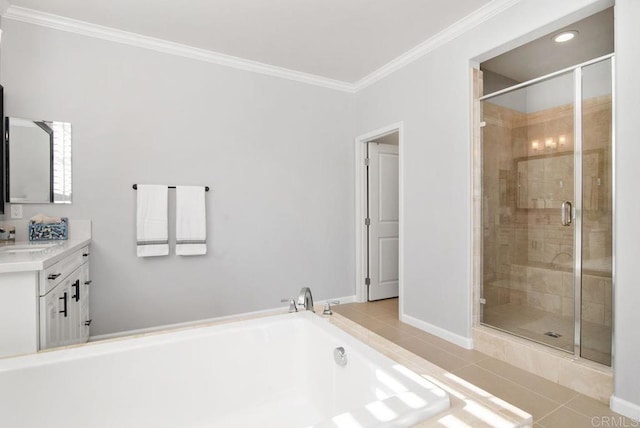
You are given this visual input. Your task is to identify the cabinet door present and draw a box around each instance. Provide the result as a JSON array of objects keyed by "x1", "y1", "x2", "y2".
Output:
[
  {"x1": 80, "y1": 262, "x2": 91, "y2": 341},
  {"x1": 66, "y1": 267, "x2": 85, "y2": 346},
  {"x1": 40, "y1": 280, "x2": 70, "y2": 349},
  {"x1": 40, "y1": 287, "x2": 60, "y2": 349},
  {"x1": 58, "y1": 276, "x2": 73, "y2": 347},
  {"x1": 69, "y1": 277, "x2": 81, "y2": 344}
]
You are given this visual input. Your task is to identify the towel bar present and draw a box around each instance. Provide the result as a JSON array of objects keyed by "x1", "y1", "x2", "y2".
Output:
[{"x1": 132, "y1": 184, "x2": 210, "y2": 192}]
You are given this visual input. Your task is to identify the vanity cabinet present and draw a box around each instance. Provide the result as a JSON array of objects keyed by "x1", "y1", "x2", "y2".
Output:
[
  {"x1": 39, "y1": 246, "x2": 91, "y2": 349},
  {"x1": 0, "y1": 242, "x2": 91, "y2": 358}
]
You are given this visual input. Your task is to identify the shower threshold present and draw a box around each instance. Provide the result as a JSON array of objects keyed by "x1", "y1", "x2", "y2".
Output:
[{"x1": 481, "y1": 303, "x2": 611, "y2": 366}]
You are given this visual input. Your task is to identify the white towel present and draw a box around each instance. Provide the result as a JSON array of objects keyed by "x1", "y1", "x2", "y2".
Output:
[
  {"x1": 176, "y1": 186, "x2": 207, "y2": 256},
  {"x1": 136, "y1": 185, "x2": 169, "y2": 257}
]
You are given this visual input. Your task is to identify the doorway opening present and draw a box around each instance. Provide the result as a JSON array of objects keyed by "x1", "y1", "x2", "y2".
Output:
[{"x1": 354, "y1": 123, "x2": 403, "y2": 306}]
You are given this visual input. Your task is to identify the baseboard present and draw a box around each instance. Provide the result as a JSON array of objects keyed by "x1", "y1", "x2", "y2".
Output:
[
  {"x1": 326, "y1": 294, "x2": 357, "y2": 305},
  {"x1": 90, "y1": 294, "x2": 357, "y2": 342},
  {"x1": 400, "y1": 313, "x2": 474, "y2": 350},
  {"x1": 610, "y1": 395, "x2": 640, "y2": 421}
]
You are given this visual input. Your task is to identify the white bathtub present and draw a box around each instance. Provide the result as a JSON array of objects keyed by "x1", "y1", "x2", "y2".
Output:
[{"x1": 0, "y1": 312, "x2": 449, "y2": 427}]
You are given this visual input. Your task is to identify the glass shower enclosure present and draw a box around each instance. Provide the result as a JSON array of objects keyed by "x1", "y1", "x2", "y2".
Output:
[{"x1": 479, "y1": 56, "x2": 613, "y2": 366}]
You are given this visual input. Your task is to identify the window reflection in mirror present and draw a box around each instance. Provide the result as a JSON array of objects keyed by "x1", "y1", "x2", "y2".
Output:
[{"x1": 5, "y1": 117, "x2": 72, "y2": 204}]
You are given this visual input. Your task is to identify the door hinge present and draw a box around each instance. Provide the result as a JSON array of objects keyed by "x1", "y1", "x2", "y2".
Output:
[
  {"x1": 364, "y1": 157, "x2": 370, "y2": 166},
  {"x1": 365, "y1": 277, "x2": 371, "y2": 286},
  {"x1": 479, "y1": 121, "x2": 487, "y2": 128},
  {"x1": 365, "y1": 218, "x2": 371, "y2": 226},
  {"x1": 480, "y1": 297, "x2": 486, "y2": 304}
]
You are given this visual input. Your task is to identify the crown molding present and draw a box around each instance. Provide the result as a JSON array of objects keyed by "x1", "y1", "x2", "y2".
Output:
[
  {"x1": 353, "y1": 0, "x2": 521, "y2": 92},
  {"x1": 1, "y1": 1, "x2": 521, "y2": 94},
  {"x1": 1, "y1": 5, "x2": 356, "y2": 93}
]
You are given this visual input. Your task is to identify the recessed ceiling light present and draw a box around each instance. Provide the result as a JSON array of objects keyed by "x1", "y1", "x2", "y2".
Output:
[{"x1": 553, "y1": 31, "x2": 578, "y2": 43}]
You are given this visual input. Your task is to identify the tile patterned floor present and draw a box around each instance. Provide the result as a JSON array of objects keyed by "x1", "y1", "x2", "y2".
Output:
[{"x1": 334, "y1": 298, "x2": 634, "y2": 428}]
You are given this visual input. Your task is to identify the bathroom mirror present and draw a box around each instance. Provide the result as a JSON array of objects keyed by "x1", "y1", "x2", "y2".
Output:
[{"x1": 5, "y1": 117, "x2": 72, "y2": 204}]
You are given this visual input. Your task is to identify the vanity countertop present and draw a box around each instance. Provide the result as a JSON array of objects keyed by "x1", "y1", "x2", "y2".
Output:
[{"x1": 0, "y1": 238, "x2": 91, "y2": 274}]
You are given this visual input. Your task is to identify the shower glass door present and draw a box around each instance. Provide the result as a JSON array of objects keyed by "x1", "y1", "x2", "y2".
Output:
[
  {"x1": 479, "y1": 56, "x2": 613, "y2": 365},
  {"x1": 579, "y1": 58, "x2": 613, "y2": 366},
  {"x1": 480, "y1": 70, "x2": 576, "y2": 353}
]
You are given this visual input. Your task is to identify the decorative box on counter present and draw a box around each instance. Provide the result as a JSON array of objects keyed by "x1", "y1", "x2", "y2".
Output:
[{"x1": 29, "y1": 218, "x2": 68, "y2": 241}]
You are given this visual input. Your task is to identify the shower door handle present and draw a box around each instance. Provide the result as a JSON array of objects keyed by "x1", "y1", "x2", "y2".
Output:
[{"x1": 561, "y1": 201, "x2": 573, "y2": 226}]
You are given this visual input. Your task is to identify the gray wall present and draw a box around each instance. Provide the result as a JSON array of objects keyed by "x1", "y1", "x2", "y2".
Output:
[
  {"x1": 356, "y1": 0, "x2": 640, "y2": 414},
  {"x1": 4, "y1": 0, "x2": 640, "y2": 415},
  {"x1": 355, "y1": 0, "x2": 612, "y2": 342},
  {"x1": 0, "y1": 19, "x2": 356, "y2": 335},
  {"x1": 613, "y1": 0, "x2": 640, "y2": 416}
]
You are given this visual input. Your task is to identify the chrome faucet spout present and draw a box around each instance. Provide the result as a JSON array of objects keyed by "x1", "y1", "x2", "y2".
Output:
[{"x1": 298, "y1": 287, "x2": 314, "y2": 312}]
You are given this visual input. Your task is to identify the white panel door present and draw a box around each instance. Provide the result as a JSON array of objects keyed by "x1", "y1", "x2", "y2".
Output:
[{"x1": 367, "y1": 142, "x2": 399, "y2": 301}]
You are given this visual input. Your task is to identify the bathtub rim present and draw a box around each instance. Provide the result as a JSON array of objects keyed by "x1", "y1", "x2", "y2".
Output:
[{"x1": 0, "y1": 310, "x2": 452, "y2": 427}]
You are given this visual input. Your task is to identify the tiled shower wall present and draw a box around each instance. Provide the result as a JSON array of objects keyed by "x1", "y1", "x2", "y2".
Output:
[{"x1": 482, "y1": 96, "x2": 612, "y2": 327}]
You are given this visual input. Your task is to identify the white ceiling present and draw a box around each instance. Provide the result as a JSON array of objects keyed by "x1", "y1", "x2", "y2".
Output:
[{"x1": 6, "y1": 0, "x2": 493, "y2": 83}]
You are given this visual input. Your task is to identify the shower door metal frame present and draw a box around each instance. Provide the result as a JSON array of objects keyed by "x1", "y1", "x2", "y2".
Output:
[
  {"x1": 573, "y1": 65, "x2": 583, "y2": 357},
  {"x1": 477, "y1": 53, "x2": 615, "y2": 363}
]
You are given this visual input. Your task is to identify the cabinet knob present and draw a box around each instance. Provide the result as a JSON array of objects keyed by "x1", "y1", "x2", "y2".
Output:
[
  {"x1": 48, "y1": 273, "x2": 62, "y2": 280},
  {"x1": 82, "y1": 253, "x2": 90, "y2": 257}
]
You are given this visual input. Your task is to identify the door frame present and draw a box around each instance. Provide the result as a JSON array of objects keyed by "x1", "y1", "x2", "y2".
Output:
[
  {"x1": 474, "y1": 54, "x2": 616, "y2": 363},
  {"x1": 354, "y1": 122, "x2": 404, "y2": 305}
]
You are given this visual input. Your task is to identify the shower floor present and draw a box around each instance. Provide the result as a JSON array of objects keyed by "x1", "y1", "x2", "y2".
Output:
[{"x1": 482, "y1": 302, "x2": 611, "y2": 366}]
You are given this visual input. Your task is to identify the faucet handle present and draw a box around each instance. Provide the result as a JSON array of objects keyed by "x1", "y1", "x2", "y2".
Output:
[
  {"x1": 322, "y1": 300, "x2": 340, "y2": 315},
  {"x1": 281, "y1": 298, "x2": 298, "y2": 313}
]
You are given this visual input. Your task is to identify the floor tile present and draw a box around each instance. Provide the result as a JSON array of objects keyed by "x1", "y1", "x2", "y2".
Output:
[
  {"x1": 372, "y1": 310, "x2": 402, "y2": 323},
  {"x1": 371, "y1": 324, "x2": 415, "y2": 342},
  {"x1": 380, "y1": 318, "x2": 425, "y2": 336},
  {"x1": 394, "y1": 337, "x2": 472, "y2": 372},
  {"x1": 353, "y1": 316, "x2": 389, "y2": 332},
  {"x1": 537, "y1": 406, "x2": 593, "y2": 428},
  {"x1": 332, "y1": 306, "x2": 370, "y2": 323},
  {"x1": 565, "y1": 394, "x2": 635, "y2": 423},
  {"x1": 453, "y1": 365, "x2": 559, "y2": 421},
  {"x1": 475, "y1": 357, "x2": 578, "y2": 404},
  {"x1": 334, "y1": 298, "x2": 632, "y2": 427},
  {"x1": 413, "y1": 334, "x2": 489, "y2": 365},
  {"x1": 333, "y1": 303, "x2": 365, "y2": 315},
  {"x1": 351, "y1": 301, "x2": 395, "y2": 316}
]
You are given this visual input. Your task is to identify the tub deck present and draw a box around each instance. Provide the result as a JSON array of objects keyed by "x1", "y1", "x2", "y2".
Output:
[{"x1": 329, "y1": 313, "x2": 533, "y2": 427}]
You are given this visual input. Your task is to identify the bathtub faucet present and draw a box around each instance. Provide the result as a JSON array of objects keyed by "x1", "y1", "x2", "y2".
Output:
[{"x1": 298, "y1": 287, "x2": 315, "y2": 313}]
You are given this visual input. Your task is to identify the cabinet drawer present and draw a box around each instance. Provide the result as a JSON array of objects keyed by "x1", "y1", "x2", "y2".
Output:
[{"x1": 39, "y1": 246, "x2": 89, "y2": 296}]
